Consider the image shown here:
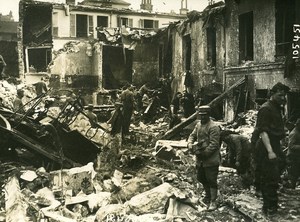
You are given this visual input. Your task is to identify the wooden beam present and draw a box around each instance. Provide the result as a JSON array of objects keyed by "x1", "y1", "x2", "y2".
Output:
[
  {"x1": 5, "y1": 176, "x2": 28, "y2": 222},
  {"x1": 160, "y1": 77, "x2": 245, "y2": 140}
]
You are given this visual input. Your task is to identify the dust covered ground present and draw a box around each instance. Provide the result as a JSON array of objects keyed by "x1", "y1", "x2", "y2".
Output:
[{"x1": 0, "y1": 78, "x2": 300, "y2": 221}]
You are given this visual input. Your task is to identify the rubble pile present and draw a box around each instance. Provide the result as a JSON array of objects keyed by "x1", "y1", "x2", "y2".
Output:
[
  {"x1": 1, "y1": 79, "x2": 300, "y2": 221},
  {"x1": 0, "y1": 79, "x2": 40, "y2": 112}
]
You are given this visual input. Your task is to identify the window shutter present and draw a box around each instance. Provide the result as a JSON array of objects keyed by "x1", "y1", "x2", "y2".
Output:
[
  {"x1": 88, "y1": 15, "x2": 93, "y2": 36},
  {"x1": 154, "y1": 20, "x2": 159, "y2": 29},
  {"x1": 140, "y1": 19, "x2": 144, "y2": 28},
  {"x1": 52, "y1": 12, "x2": 58, "y2": 37},
  {"x1": 117, "y1": 17, "x2": 121, "y2": 27},
  {"x1": 70, "y1": 14, "x2": 76, "y2": 37},
  {"x1": 128, "y1": 18, "x2": 133, "y2": 27}
]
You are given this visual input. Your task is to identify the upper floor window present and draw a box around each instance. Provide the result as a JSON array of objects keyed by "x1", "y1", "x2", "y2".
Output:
[
  {"x1": 275, "y1": 0, "x2": 295, "y2": 56},
  {"x1": 140, "y1": 19, "x2": 158, "y2": 29},
  {"x1": 239, "y1": 11, "x2": 253, "y2": 62},
  {"x1": 118, "y1": 17, "x2": 133, "y2": 27},
  {"x1": 70, "y1": 14, "x2": 94, "y2": 37},
  {"x1": 207, "y1": 27, "x2": 216, "y2": 67},
  {"x1": 97, "y1": 16, "x2": 108, "y2": 28}
]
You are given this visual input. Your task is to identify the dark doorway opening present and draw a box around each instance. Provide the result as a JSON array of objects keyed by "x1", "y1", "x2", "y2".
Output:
[
  {"x1": 102, "y1": 45, "x2": 133, "y2": 89},
  {"x1": 183, "y1": 35, "x2": 191, "y2": 71}
]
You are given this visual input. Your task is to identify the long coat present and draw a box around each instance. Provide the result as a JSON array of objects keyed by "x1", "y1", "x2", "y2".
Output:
[{"x1": 188, "y1": 119, "x2": 221, "y2": 167}]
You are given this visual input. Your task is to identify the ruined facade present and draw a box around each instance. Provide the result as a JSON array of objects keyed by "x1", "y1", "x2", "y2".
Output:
[
  {"x1": 166, "y1": 3, "x2": 225, "y2": 120},
  {"x1": 167, "y1": 0, "x2": 300, "y2": 122},
  {"x1": 18, "y1": 0, "x2": 185, "y2": 91},
  {"x1": 224, "y1": 0, "x2": 300, "y2": 121}
]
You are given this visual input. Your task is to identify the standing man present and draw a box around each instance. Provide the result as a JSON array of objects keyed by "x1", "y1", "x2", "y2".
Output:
[
  {"x1": 287, "y1": 118, "x2": 300, "y2": 189},
  {"x1": 181, "y1": 90, "x2": 196, "y2": 118},
  {"x1": 169, "y1": 92, "x2": 182, "y2": 129},
  {"x1": 253, "y1": 82, "x2": 290, "y2": 216},
  {"x1": 187, "y1": 105, "x2": 221, "y2": 211},
  {"x1": 120, "y1": 84, "x2": 134, "y2": 136},
  {"x1": 33, "y1": 77, "x2": 48, "y2": 96}
]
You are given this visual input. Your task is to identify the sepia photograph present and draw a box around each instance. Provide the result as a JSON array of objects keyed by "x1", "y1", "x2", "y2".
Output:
[{"x1": 0, "y1": 0, "x2": 299, "y2": 221}]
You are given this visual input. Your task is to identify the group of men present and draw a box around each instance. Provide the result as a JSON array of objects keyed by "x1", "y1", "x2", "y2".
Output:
[
  {"x1": 187, "y1": 82, "x2": 299, "y2": 216},
  {"x1": 169, "y1": 90, "x2": 196, "y2": 128}
]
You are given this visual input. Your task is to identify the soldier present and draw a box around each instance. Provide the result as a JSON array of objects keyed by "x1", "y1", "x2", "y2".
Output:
[
  {"x1": 187, "y1": 105, "x2": 221, "y2": 211},
  {"x1": 221, "y1": 131, "x2": 253, "y2": 187},
  {"x1": 253, "y1": 82, "x2": 290, "y2": 216},
  {"x1": 120, "y1": 84, "x2": 134, "y2": 135}
]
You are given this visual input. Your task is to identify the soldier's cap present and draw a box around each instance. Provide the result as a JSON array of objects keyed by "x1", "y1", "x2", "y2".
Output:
[
  {"x1": 197, "y1": 105, "x2": 211, "y2": 114},
  {"x1": 270, "y1": 82, "x2": 290, "y2": 93}
]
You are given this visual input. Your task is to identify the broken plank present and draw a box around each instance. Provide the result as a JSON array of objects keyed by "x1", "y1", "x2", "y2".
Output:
[
  {"x1": 5, "y1": 176, "x2": 28, "y2": 222},
  {"x1": 154, "y1": 140, "x2": 188, "y2": 149}
]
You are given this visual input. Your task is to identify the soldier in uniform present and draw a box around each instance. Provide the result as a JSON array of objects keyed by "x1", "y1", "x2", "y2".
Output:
[{"x1": 187, "y1": 105, "x2": 221, "y2": 211}]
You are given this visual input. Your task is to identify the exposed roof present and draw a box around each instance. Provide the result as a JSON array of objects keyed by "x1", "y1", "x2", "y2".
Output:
[
  {"x1": 0, "y1": 21, "x2": 18, "y2": 34},
  {"x1": 81, "y1": 0, "x2": 131, "y2": 6}
]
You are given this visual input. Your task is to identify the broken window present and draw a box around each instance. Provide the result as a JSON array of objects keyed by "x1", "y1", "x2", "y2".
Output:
[
  {"x1": 140, "y1": 19, "x2": 159, "y2": 29},
  {"x1": 275, "y1": 0, "x2": 295, "y2": 56},
  {"x1": 118, "y1": 17, "x2": 133, "y2": 27},
  {"x1": 207, "y1": 27, "x2": 216, "y2": 67},
  {"x1": 239, "y1": 11, "x2": 253, "y2": 62},
  {"x1": 183, "y1": 34, "x2": 191, "y2": 72},
  {"x1": 255, "y1": 89, "x2": 268, "y2": 106},
  {"x1": 26, "y1": 47, "x2": 52, "y2": 73}
]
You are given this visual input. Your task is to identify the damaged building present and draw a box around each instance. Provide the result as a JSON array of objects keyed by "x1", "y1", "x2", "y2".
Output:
[
  {"x1": 0, "y1": 11, "x2": 18, "y2": 77},
  {"x1": 223, "y1": 0, "x2": 300, "y2": 122},
  {"x1": 163, "y1": 0, "x2": 300, "y2": 122},
  {"x1": 18, "y1": 0, "x2": 186, "y2": 94}
]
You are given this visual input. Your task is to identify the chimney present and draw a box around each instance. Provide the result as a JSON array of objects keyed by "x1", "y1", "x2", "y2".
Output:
[
  {"x1": 180, "y1": 0, "x2": 189, "y2": 15},
  {"x1": 140, "y1": 0, "x2": 153, "y2": 12}
]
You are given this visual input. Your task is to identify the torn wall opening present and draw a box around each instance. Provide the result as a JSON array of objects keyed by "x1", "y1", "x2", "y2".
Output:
[
  {"x1": 102, "y1": 45, "x2": 133, "y2": 89},
  {"x1": 27, "y1": 47, "x2": 52, "y2": 72},
  {"x1": 22, "y1": 2, "x2": 52, "y2": 74},
  {"x1": 22, "y1": 4, "x2": 52, "y2": 45}
]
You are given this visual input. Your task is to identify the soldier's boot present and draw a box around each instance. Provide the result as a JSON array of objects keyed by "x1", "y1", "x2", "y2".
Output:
[
  {"x1": 201, "y1": 186, "x2": 211, "y2": 205},
  {"x1": 207, "y1": 188, "x2": 218, "y2": 211}
]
